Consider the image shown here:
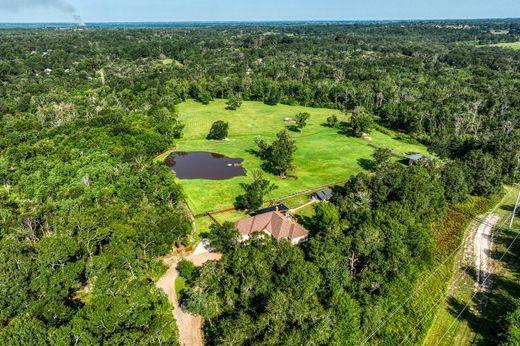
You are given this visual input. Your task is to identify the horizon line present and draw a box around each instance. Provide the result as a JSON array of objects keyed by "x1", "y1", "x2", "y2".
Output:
[{"x1": 1, "y1": 17, "x2": 519, "y2": 25}]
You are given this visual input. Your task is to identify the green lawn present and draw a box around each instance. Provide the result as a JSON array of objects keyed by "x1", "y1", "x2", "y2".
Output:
[
  {"x1": 169, "y1": 99, "x2": 429, "y2": 215},
  {"x1": 488, "y1": 42, "x2": 520, "y2": 50},
  {"x1": 174, "y1": 276, "x2": 186, "y2": 298}
]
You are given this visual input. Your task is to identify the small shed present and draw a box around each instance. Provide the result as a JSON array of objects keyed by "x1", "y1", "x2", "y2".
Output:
[
  {"x1": 405, "y1": 154, "x2": 424, "y2": 166},
  {"x1": 252, "y1": 204, "x2": 289, "y2": 216},
  {"x1": 283, "y1": 117, "x2": 295, "y2": 123},
  {"x1": 313, "y1": 188, "x2": 333, "y2": 202}
]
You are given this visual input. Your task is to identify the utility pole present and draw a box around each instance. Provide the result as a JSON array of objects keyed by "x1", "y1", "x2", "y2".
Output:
[{"x1": 510, "y1": 184, "x2": 520, "y2": 230}]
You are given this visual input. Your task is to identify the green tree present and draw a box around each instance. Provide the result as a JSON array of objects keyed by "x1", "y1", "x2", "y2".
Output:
[
  {"x1": 372, "y1": 147, "x2": 393, "y2": 167},
  {"x1": 313, "y1": 202, "x2": 340, "y2": 233},
  {"x1": 226, "y1": 95, "x2": 242, "y2": 110},
  {"x1": 269, "y1": 129, "x2": 296, "y2": 177},
  {"x1": 207, "y1": 120, "x2": 229, "y2": 140},
  {"x1": 235, "y1": 171, "x2": 278, "y2": 210},
  {"x1": 177, "y1": 259, "x2": 198, "y2": 284},
  {"x1": 441, "y1": 161, "x2": 469, "y2": 203},
  {"x1": 464, "y1": 150, "x2": 503, "y2": 196},
  {"x1": 350, "y1": 107, "x2": 374, "y2": 136},
  {"x1": 326, "y1": 115, "x2": 338, "y2": 128},
  {"x1": 207, "y1": 222, "x2": 241, "y2": 253},
  {"x1": 295, "y1": 112, "x2": 310, "y2": 132}
]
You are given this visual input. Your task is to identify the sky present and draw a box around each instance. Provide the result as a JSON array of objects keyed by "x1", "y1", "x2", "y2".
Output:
[{"x1": 0, "y1": 0, "x2": 519, "y2": 23}]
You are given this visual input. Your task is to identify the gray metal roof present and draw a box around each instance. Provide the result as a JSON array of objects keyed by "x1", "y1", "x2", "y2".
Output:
[
  {"x1": 314, "y1": 188, "x2": 333, "y2": 201},
  {"x1": 405, "y1": 154, "x2": 424, "y2": 161}
]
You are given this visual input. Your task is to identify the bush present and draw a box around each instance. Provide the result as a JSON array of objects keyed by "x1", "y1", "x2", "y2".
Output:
[
  {"x1": 207, "y1": 120, "x2": 229, "y2": 140},
  {"x1": 226, "y1": 96, "x2": 242, "y2": 110},
  {"x1": 177, "y1": 259, "x2": 198, "y2": 284}
]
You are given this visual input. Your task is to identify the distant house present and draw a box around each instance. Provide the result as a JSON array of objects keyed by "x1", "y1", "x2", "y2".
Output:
[
  {"x1": 252, "y1": 204, "x2": 289, "y2": 216},
  {"x1": 405, "y1": 154, "x2": 424, "y2": 166},
  {"x1": 235, "y1": 211, "x2": 308, "y2": 245},
  {"x1": 313, "y1": 188, "x2": 333, "y2": 202}
]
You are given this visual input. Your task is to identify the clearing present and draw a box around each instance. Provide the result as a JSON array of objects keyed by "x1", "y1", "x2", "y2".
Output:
[
  {"x1": 423, "y1": 186, "x2": 520, "y2": 345},
  {"x1": 160, "y1": 99, "x2": 429, "y2": 216},
  {"x1": 488, "y1": 42, "x2": 520, "y2": 50}
]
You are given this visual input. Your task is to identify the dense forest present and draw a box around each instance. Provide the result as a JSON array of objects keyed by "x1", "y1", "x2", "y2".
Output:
[{"x1": 0, "y1": 20, "x2": 519, "y2": 345}]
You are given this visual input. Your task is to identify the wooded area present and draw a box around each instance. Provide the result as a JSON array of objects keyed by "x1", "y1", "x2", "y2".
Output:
[{"x1": 0, "y1": 20, "x2": 519, "y2": 345}]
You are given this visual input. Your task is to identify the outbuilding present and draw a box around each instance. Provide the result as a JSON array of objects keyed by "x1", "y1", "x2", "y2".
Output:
[
  {"x1": 313, "y1": 188, "x2": 333, "y2": 202},
  {"x1": 404, "y1": 154, "x2": 424, "y2": 166}
]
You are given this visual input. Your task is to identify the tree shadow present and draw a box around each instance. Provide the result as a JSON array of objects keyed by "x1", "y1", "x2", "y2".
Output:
[
  {"x1": 500, "y1": 204, "x2": 515, "y2": 212},
  {"x1": 337, "y1": 121, "x2": 354, "y2": 136},
  {"x1": 294, "y1": 214, "x2": 317, "y2": 236},
  {"x1": 358, "y1": 158, "x2": 376, "y2": 171},
  {"x1": 286, "y1": 125, "x2": 300, "y2": 132}
]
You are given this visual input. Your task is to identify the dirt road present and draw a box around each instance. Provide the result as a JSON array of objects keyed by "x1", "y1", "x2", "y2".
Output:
[
  {"x1": 157, "y1": 255, "x2": 203, "y2": 346},
  {"x1": 473, "y1": 213, "x2": 500, "y2": 290}
]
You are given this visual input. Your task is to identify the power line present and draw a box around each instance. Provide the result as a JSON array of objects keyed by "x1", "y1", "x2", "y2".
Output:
[
  {"x1": 435, "y1": 225, "x2": 520, "y2": 345},
  {"x1": 359, "y1": 189, "x2": 514, "y2": 345},
  {"x1": 398, "y1": 264, "x2": 476, "y2": 346},
  {"x1": 399, "y1": 188, "x2": 520, "y2": 345}
]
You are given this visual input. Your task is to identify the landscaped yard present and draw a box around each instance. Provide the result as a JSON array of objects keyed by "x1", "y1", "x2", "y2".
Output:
[{"x1": 161, "y1": 99, "x2": 429, "y2": 215}]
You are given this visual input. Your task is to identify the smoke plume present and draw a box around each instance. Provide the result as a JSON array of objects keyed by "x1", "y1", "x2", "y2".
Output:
[{"x1": 0, "y1": 0, "x2": 85, "y2": 25}]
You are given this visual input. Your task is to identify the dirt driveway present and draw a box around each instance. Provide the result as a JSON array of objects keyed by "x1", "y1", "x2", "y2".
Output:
[
  {"x1": 156, "y1": 242, "x2": 222, "y2": 346},
  {"x1": 157, "y1": 255, "x2": 203, "y2": 346}
]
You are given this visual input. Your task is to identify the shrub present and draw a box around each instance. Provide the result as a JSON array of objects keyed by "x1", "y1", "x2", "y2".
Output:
[{"x1": 207, "y1": 120, "x2": 229, "y2": 140}]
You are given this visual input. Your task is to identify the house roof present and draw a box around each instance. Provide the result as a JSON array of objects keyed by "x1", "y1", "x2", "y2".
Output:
[
  {"x1": 252, "y1": 204, "x2": 289, "y2": 216},
  {"x1": 314, "y1": 188, "x2": 333, "y2": 201},
  {"x1": 235, "y1": 211, "x2": 308, "y2": 241},
  {"x1": 405, "y1": 154, "x2": 424, "y2": 161}
]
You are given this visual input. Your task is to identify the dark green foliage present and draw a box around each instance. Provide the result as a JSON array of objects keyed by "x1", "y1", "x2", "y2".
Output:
[
  {"x1": 18, "y1": 93, "x2": 32, "y2": 113},
  {"x1": 207, "y1": 222, "x2": 241, "y2": 253},
  {"x1": 269, "y1": 129, "x2": 297, "y2": 177},
  {"x1": 254, "y1": 130, "x2": 297, "y2": 177},
  {"x1": 372, "y1": 147, "x2": 393, "y2": 168},
  {"x1": 442, "y1": 161, "x2": 470, "y2": 203},
  {"x1": 177, "y1": 260, "x2": 198, "y2": 284},
  {"x1": 226, "y1": 95, "x2": 242, "y2": 110},
  {"x1": 295, "y1": 112, "x2": 310, "y2": 131},
  {"x1": 313, "y1": 202, "x2": 340, "y2": 233},
  {"x1": 206, "y1": 120, "x2": 229, "y2": 140},
  {"x1": 503, "y1": 299, "x2": 520, "y2": 345},
  {"x1": 235, "y1": 171, "x2": 278, "y2": 210},
  {"x1": 0, "y1": 21, "x2": 519, "y2": 344},
  {"x1": 326, "y1": 115, "x2": 338, "y2": 128},
  {"x1": 350, "y1": 107, "x2": 374, "y2": 136},
  {"x1": 186, "y1": 164, "x2": 447, "y2": 345},
  {"x1": 464, "y1": 150, "x2": 503, "y2": 196}
]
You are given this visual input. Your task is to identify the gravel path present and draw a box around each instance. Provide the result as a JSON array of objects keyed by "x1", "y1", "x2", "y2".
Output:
[{"x1": 473, "y1": 213, "x2": 500, "y2": 290}]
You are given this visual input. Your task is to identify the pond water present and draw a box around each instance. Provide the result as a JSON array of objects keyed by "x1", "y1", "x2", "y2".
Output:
[{"x1": 165, "y1": 152, "x2": 246, "y2": 180}]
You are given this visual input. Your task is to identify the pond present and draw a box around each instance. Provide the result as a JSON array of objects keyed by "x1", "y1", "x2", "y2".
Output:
[{"x1": 165, "y1": 151, "x2": 246, "y2": 180}]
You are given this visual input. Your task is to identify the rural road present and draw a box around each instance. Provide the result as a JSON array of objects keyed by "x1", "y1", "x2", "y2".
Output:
[
  {"x1": 473, "y1": 213, "x2": 500, "y2": 290},
  {"x1": 157, "y1": 256, "x2": 203, "y2": 346}
]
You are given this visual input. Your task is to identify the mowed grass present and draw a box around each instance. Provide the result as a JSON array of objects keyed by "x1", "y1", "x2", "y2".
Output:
[
  {"x1": 171, "y1": 99, "x2": 429, "y2": 215},
  {"x1": 488, "y1": 42, "x2": 520, "y2": 50}
]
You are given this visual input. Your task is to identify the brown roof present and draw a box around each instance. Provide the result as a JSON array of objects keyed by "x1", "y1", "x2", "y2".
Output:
[{"x1": 234, "y1": 211, "x2": 308, "y2": 241}]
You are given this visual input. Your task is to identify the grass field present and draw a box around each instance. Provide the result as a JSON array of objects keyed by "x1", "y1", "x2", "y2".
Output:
[
  {"x1": 164, "y1": 99, "x2": 429, "y2": 215},
  {"x1": 423, "y1": 186, "x2": 520, "y2": 345},
  {"x1": 488, "y1": 42, "x2": 520, "y2": 50}
]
